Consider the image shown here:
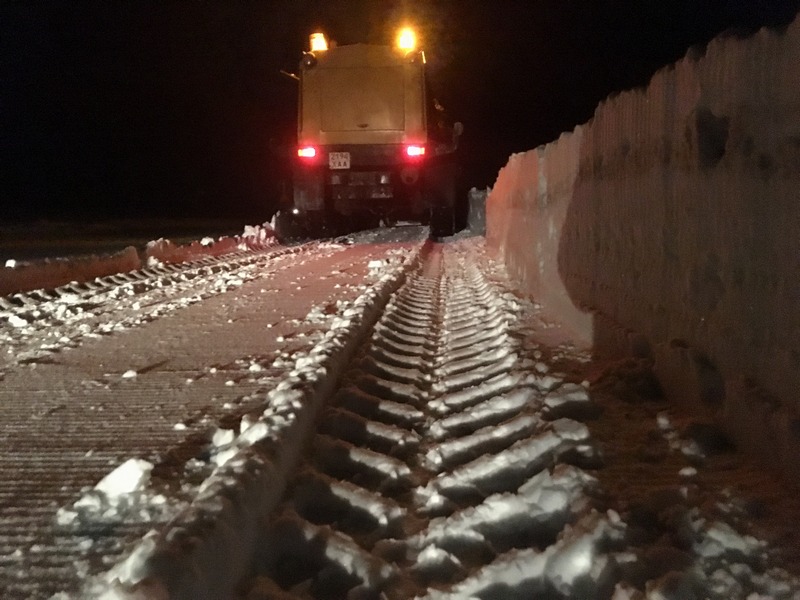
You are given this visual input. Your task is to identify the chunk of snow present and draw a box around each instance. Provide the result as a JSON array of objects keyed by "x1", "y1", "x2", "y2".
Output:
[
  {"x1": 238, "y1": 421, "x2": 269, "y2": 445},
  {"x1": 551, "y1": 418, "x2": 590, "y2": 442},
  {"x1": 549, "y1": 383, "x2": 590, "y2": 404},
  {"x1": 695, "y1": 520, "x2": 764, "y2": 559},
  {"x1": 414, "y1": 486, "x2": 453, "y2": 514},
  {"x1": 121, "y1": 370, "x2": 138, "y2": 379},
  {"x1": 211, "y1": 447, "x2": 238, "y2": 468},
  {"x1": 95, "y1": 459, "x2": 153, "y2": 498},
  {"x1": 413, "y1": 544, "x2": 464, "y2": 578},
  {"x1": 212, "y1": 428, "x2": 235, "y2": 447},
  {"x1": 548, "y1": 536, "x2": 596, "y2": 593},
  {"x1": 240, "y1": 413, "x2": 258, "y2": 433},
  {"x1": 680, "y1": 439, "x2": 705, "y2": 460},
  {"x1": 657, "y1": 412, "x2": 673, "y2": 431},
  {"x1": 8, "y1": 315, "x2": 28, "y2": 328},
  {"x1": 535, "y1": 374, "x2": 563, "y2": 392}
]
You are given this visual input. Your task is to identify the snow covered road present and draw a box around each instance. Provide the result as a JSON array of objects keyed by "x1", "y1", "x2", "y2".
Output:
[
  {"x1": 0, "y1": 229, "x2": 425, "y2": 598},
  {"x1": 1, "y1": 229, "x2": 799, "y2": 599}
]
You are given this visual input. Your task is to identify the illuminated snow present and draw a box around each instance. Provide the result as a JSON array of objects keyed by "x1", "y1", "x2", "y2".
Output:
[
  {"x1": 8, "y1": 314, "x2": 27, "y2": 327},
  {"x1": 415, "y1": 466, "x2": 595, "y2": 549},
  {"x1": 427, "y1": 388, "x2": 538, "y2": 441},
  {"x1": 55, "y1": 459, "x2": 163, "y2": 531},
  {"x1": 423, "y1": 413, "x2": 541, "y2": 471},
  {"x1": 95, "y1": 459, "x2": 153, "y2": 498},
  {"x1": 3, "y1": 229, "x2": 800, "y2": 598}
]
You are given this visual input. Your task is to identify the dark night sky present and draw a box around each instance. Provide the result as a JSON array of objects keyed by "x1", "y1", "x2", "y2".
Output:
[{"x1": 2, "y1": 0, "x2": 798, "y2": 224}]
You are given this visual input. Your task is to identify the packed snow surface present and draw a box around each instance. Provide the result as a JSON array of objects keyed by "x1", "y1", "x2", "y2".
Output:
[{"x1": 1, "y1": 223, "x2": 799, "y2": 599}]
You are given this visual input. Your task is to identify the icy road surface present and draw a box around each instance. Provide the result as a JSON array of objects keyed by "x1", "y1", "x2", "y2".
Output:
[{"x1": 1, "y1": 228, "x2": 799, "y2": 599}]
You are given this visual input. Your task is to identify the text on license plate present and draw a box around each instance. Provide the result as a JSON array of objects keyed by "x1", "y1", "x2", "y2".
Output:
[{"x1": 329, "y1": 152, "x2": 350, "y2": 170}]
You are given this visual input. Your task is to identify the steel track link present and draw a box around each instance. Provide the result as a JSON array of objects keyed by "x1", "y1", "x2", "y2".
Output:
[{"x1": 238, "y1": 243, "x2": 607, "y2": 599}]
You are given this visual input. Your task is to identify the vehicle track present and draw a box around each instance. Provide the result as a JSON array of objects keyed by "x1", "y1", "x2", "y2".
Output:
[
  {"x1": 239, "y1": 243, "x2": 613, "y2": 599},
  {"x1": 0, "y1": 244, "x2": 324, "y2": 369}
]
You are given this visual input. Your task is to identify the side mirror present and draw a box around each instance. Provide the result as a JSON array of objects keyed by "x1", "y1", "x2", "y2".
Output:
[{"x1": 300, "y1": 52, "x2": 317, "y2": 69}]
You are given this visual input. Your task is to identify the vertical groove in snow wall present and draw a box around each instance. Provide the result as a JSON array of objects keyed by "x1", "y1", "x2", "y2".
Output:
[{"x1": 485, "y1": 17, "x2": 800, "y2": 483}]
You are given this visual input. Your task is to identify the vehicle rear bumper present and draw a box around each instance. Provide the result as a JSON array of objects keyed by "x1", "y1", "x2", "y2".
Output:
[{"x1": 291, "y1": 144, "x2": 455, "y2": 218}]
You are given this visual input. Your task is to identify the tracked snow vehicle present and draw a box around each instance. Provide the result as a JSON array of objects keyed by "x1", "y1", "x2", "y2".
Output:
[{"x1": 276, "y1": 28, "x2": 462, "y2": 238}]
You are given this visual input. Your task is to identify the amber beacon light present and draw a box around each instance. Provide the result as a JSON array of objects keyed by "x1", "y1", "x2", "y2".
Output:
[
  {"x1": 396, "y1": 27, "x2": 417, "y2": 52},
  {"x1": 309, "y1": 32, "x2": 328, "y2": 52}
]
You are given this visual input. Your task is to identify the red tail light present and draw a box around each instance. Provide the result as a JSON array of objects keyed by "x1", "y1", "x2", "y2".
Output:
[
  {"x1": 297, "y1": 146, "x2": 317, "y2": 159},
  {"x1": 405, "y1": 145, "x2": 425, "y2": 158}
]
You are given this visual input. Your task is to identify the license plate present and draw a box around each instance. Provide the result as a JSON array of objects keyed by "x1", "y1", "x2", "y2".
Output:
[{"x1": 329, "y1": 151, "x2": 350, "y2": 170}]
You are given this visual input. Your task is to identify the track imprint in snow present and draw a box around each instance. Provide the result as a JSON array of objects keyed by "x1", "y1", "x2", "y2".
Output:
[
  {"x1": 239, "y1": 242, "x2": 607, "y2": 599},
  {"x1": 29, "y1": 237, "x2": 798, "y2": 599},
  {"x1": 0, "y1": 243, "x2": 333, "y2": 369}
]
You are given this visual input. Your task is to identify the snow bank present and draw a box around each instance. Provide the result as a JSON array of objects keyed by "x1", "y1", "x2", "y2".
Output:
[
  {"x1": 0, "y1": 246, "x2": 140, "y2": 297},
  {"x1": 143, "y1": 223, "x2": 277, "y2": 266},
  {"x1": 486, "y1": 17, "x2": 800, "y2": 482},
  {"x1": 0, "y1": 223, "x2": 278, "y2": 296}
]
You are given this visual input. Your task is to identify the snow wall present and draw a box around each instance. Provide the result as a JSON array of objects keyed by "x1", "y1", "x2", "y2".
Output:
[{"x1": 486, "y1": 18, "x2": 800, "y2": 481}]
